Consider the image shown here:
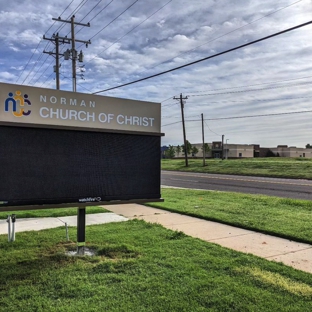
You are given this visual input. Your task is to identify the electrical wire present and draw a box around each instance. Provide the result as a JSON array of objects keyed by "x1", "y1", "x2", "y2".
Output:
[
  {"x1": 44, "y1": 0, "x2": 76, "y2": 35},
  {"x1": 16, "y1": 0, "x2": 76, "y2": 84},
  {"x1": 20, "y1": 0, "x2": 88, "y2": 85},
  {"x1": 161, "y1": 96, "x2": 175, "y2": 103},
  {"x1": 33, "y1": 59, "x2": 55, "y2": 85},
  {"x1": 87, "y1": 0, "x2": 140, "y2": 42},
  {"x1": 145, "y1": 0, "x2": 304, "y2": 73},
  {"x1": 188, "y1": 81, "x2": 312, "y2": 97},
  {"x1": 22, "y1": 53, "x2": 50, "y2": 85},
  {"x1": 74, "y1": 0, "x2": 106, "y2": 36},
  {"x1": 204, "y1": 121, "x2": 221, "y2": 136},
  {"x1": 204, "y1": 109, "x2": 312, "y2": 121},
  {"x1": 184, "y1": 75, "x2": 312, "y2": 94},
  {"x1": 161, "y1": 109, "x2": 312, "y2": 127},
  {"x1": 186, "y1": 94, "x2": 312, "y2": 106},
  {"x1": 85, "y1": 0, "x2": 173, "y2": 64},
  {"x1": 16, "y1": 39, "x2": 42, "y2": 83},
  {"x1": 79, "y1": 0, "x2": 103, "y2": 23},
  {"x1": 92, "y1": 20, "x2": 312, "y2": 94},
  {"x1": 59, "y1": 72, "x2": 93, "y2": 92},
  {"x1": 88, "y1": 0, "x2": 115, "y2": 23},
  {"x1": 40, "y1": 71, "x2": 55, "y2": 87}
]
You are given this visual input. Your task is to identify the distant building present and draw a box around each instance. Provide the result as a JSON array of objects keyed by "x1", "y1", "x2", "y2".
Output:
[
  {"x1": 170, "y1": 142, "x2": 312, "y2": 158},
  {"x1": 269, "y1": 145, "x2": 312, "y2": 158}
]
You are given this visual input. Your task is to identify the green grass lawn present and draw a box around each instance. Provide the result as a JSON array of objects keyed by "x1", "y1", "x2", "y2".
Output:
[
  {"x1": 0, "y1": 206, "x2": 108, "y2": 220},
  {"x1": 162, "y1": 158, "x2": 312, "y2": 179},
  {"x1": 1, "y1": 220, "x2": 312, "y2": 311},
  {"x1": 147, "y1": 188, "x2": 312, "y2": 244}
]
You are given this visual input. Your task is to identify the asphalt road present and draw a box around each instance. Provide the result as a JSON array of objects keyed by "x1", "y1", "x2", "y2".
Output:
[{"x1": 161, "y1": 171, "x2": 312, "y2": 200}]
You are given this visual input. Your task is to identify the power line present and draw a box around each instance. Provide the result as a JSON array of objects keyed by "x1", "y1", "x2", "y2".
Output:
[
  {"x1": 22, "y1": 52, "x2": 50, "y2": 85},
  {"x1": 85, "y1": 0, "x2": 173, "y2": 64},
  {"x1": 29, "y1": 56, "x2": 53, "y2": 85},
  {"x1": 15, "y1": 39, "x2": 42, "y2": 83},
  {"x1": 74, "y1": 0, "x2": 105, "y2": 36},
  {"x1": 88, "y1": 0, "x2": 115, "y2": 23},
  {"x1": 187, "y1": 94, "x2": 312, "y2": 106},
  {"x1": 184, "y1": 75, "x2": 312, "y2": 94},
  {"x1": 205, "y1": 109, "x2": 312, "y2": 121},
  {"x1": 188, "y1": 81, "x2": 312, "y2": 97},
  {"x1": 161, "y1": 96, "x2": 175, "y2": 103},
  {"x1": 162, "y1": 109, "x2": 312, "y2": 126},
  {"x1": 60, "y1": 0, "x2": 89, "y2": 34},
  {"x1": 87, "y1": 0, "x2": 140, "y2": 42},
  {"x1": 79, "y1": 0, "x2": 103, "y2": 23},
  {"x1": 40, "y1": 71, "x2": 55, "y2": 87},
  {"x1": 47, "y1": 0, "x2": 88, "y2": 51},
  {"x1": 44, "y1": 0, "x2": 76, "y2": 35},
  {"x1": 145, "y1": 0, "x2": 304, "y2": 73},
  {"x1": 204, "y1": 121, "x2": 221, "y2": 136},
  {"x1": 162, "y1": 120, "x2": 181, "y2": 127},
  {"x1": 16, "y1": 0, "x2": 76, "y2": 84},
  {"x1": 92, "y1": 20, "x2": 312, "y2": 94},
  {"x1": 20, "y1": 0, "x2": 88, "y2": 85},
  {"x1": 59, "y1": 72, "x2": 93, "y2": 92}
]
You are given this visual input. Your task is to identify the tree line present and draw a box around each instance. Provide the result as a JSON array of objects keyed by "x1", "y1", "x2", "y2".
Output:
[{"x1": 164, "y1": 141, "x2": 210, "y2": 159}]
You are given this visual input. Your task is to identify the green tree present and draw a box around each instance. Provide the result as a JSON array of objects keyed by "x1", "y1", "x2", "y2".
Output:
[
  {"x1": 165, "y1": 145, "x2": 175, "y2": 159},
  {"x1": 191, "y1": 146, "x2": 199, "y2": 156},
  {"x1": 176, "y1": 145, "x2": 181, "y2": 156},
  {"x1": 181, "y1": 140, "x2": 192, "y2": 155},
  {"x1": 306, "y1": 144, "x2": 312, "y2": 149},
  {"x1": 201, "y1": 143, "x2": 210, "y2": 155}
]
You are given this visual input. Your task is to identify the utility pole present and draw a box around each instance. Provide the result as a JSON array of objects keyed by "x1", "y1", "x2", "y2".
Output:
[
  {"x1": 52, "y1": 15, "x2": 91, "y2": 92},
  {"x1": 222, "y1": 134, "x2": 224, "y2": 160},
  {"x1": 201, "y1": 113, "x2": 205, "y2": 167},
  {"x1": 174, "y1": 93, "x2": 188, "y2": 167},
  {"x1": 71, "y1": 16, "x2": 77, "y2": 92},
  {"x1": 43, "y1": 33, "x2": 69, "y2": 90}
]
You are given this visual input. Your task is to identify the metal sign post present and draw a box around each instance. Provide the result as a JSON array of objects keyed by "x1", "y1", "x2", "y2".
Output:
[
  {"x1": 77, "y1": 207, "x2": 86, "y2": 255},
  {"x1": 6, "y1": 214, "x2": 16, "y2": 242}
]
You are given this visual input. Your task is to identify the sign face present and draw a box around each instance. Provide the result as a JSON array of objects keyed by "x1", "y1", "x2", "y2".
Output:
[
  {"x1": 0, "y1": 125, "x2": 161, "y2": 210},
  {"x1": 0, "y1": 82, "x2": 161, "y2": 134}
]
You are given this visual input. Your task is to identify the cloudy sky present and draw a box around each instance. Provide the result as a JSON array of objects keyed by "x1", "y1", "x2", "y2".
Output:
[{"x1": 1, "y1": 0, "x2": 312, "y2": 147}]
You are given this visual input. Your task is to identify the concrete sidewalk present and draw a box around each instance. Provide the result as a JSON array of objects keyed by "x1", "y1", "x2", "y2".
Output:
[
  {"x1": 0, "y1": 213, "x2": 127, "y2": 235},
  {"x1": 106, "y1": 204, "x2": 312, "y2": 274},
  {"x1": 1, "y1": 205, "x2": 311, "y2": 274}
]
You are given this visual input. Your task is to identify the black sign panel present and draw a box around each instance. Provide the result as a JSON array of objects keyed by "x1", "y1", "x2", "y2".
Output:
[{"x1": 0, "y1": 126, "x2": 161, "y2": 208}]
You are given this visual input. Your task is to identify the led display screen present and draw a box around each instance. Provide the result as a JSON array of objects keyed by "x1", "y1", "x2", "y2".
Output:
[{"x1": 0, "y1": 126, "x2": 161, "y2": 209}]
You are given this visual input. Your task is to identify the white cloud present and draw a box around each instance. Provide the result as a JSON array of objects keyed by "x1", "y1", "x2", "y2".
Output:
[
  {"x1": 0, "y1": 71, "x2": 16, "y2": 80},
  {"x1": 0, "y1": 0, "x2": 311, "y2": 147}
]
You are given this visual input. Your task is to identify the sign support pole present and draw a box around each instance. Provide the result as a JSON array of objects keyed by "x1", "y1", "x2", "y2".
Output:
[{"x1": 77, "y1": 207, "x2": 86, "y2": 255}]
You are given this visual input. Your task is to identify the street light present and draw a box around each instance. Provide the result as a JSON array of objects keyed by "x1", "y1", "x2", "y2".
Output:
[{"x1": 226, "y1": 139, "x2": 229, "y2": 159}]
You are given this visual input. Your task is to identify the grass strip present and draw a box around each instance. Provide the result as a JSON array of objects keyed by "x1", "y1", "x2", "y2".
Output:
[
  {"x1": 0, "y1": 206, "x2": 108, "y2": 220},
  {"x1": 147, "y1": 188, "x2": 312, "y2": 244},
  {"x1": 162, "y1": 158, "x2": 312, "y2": 179},
  {"x1": 1, "y1": 220, "x2": 312, "y2": 311}
]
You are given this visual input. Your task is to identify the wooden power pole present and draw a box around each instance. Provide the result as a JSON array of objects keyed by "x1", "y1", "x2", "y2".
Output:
[
  {"x1": 51, "y1": 15, "x2": 91, "y2": 92},
  {"x1": 201, "y1": 113, "x2": 205, "y2": 166},
  {"x1": 174, "y1": 93, "x2": 188, "y2": 167}
]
